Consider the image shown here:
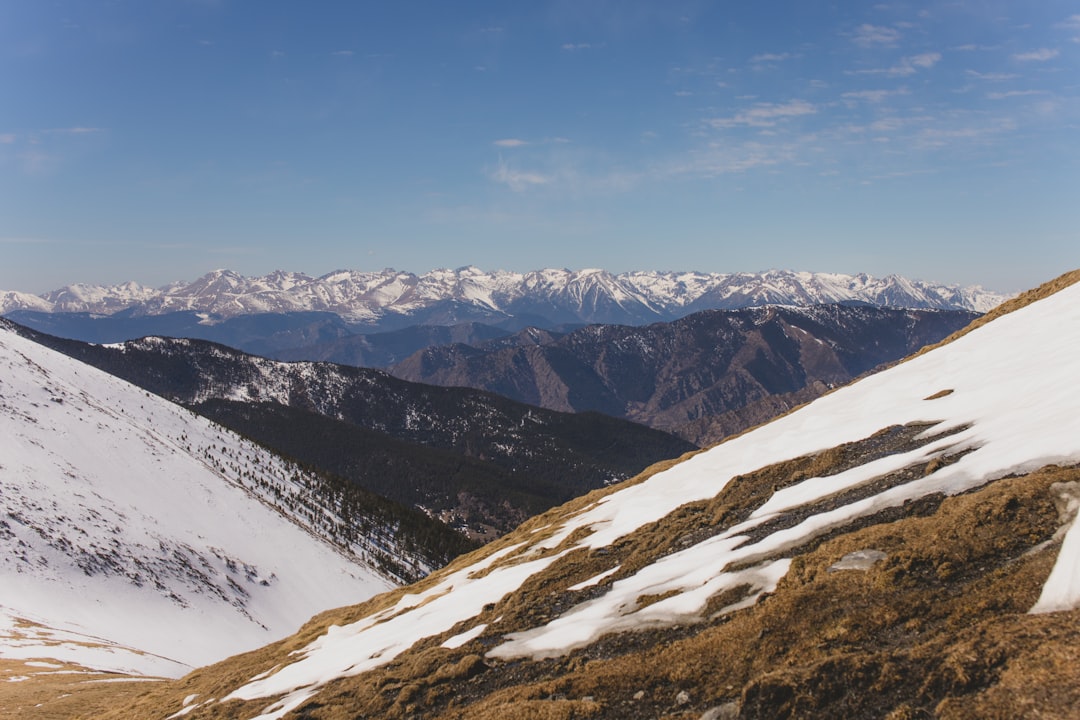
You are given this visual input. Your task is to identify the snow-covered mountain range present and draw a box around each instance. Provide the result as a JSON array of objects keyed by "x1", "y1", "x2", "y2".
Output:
[
  {"x1": 0, "y1": 321, "x2": 443, "y2": 678},
  {"x1": 101, "y1": 271, "x2": 1080, "y2": 720},
  {"x1": 1, "y1": 268, "x2": 1010, "y2": 327}
]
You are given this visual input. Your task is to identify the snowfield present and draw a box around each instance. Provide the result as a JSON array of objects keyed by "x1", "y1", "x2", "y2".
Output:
[
  {"x1": 0, "y1": 325, "x2": 396, "y2": 676},
  {"x1": 217, "y1": 280, "x2": 1080, "y2": 720}
]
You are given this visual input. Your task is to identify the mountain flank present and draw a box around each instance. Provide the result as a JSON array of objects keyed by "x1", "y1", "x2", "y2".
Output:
[
  {"x1": 78, "y1": 269, "x2": 1080, "y2": 720},
  {"x1": 390, "y1": 305, "x2": 979, "y2": 445},
  {"x1": 7, "y1": 324, "x2": 695, "y2": 539},
  {"x1": 0, "y1": 323, "x2": 417, "y2": 683}
]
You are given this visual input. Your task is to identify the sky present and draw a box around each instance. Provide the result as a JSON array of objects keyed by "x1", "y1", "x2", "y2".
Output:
[{"x1": 1, "y1": 1, "x2": 1077, "y2": 295}]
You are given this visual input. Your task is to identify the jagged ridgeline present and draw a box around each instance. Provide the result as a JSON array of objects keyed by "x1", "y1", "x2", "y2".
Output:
[
  {"x1": 88, "y1": 270, "x2": 1080, "y2": 720},
  {"x1": 1, "y1": 268, "x2": 1009, "y2": 360}
]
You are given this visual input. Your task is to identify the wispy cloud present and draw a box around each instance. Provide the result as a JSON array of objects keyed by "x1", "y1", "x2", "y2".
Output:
[
  {"x1": 332, "y1": 50, "x2": 354, "y2": 57},
  {"x1": 1012, "y1": 48, "x2": 1059, "y2": 62},
  {"x1": 45, "y1": 127, "x2": 104, "y2": 135},
  {"x1": 3, "y1": 127, "x2": 105, "y2": 177},
  {"x1": 854, "y1": 52, "x2": 941, "y2": 76},
  {"x1": 561, "y1": 43, "x2": 593, "y2": 51},
  {"x1": 986, "y1": 90, "x2": 1049, "y2": 100},
  {"x1": 750, "y1": 52, "x2": 794, "y2": 66},
  {"x1": 667, "y1": 140, "x2": 801, "y2": 177},
  {"x1": 707, "y1": 100, "x2": 816, "y2": 129},
  {"x1": 494, "y1": 138, "x2": 528, "y2": 148},
  {"x1": 1056, "y1": 15, "x2": 1080, "y2": 41},
  {"x1": 489, "y1": 158, "x2": 550, "y2": 191},
  {"x1": 952, "y1": 44, "x2": 1001, "y2": 52},
  {"x1": 915, "y1": 118, "x2": 1016, "y2": 149},
  {"x1": 852, "y1": 24, "x2": 902, "y2": 48},
  {"x1": 17, "y1": 149, "x2": 58, "y2": 176},
  {"x1": 842, "y1": 88, "x2": 910, "y2": 103},
  {"x1": 966, "y1": 70, "x2": 1019, "y2": 81}
]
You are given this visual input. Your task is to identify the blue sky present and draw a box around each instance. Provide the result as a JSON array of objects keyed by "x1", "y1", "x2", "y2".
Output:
[{"x1": 1, "y1": 1, "x2": 1077, "y2": 294}]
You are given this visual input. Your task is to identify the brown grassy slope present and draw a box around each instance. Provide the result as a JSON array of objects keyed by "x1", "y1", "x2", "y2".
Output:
[
  {"x1": 100, "y1": 445, "x2": 1080, "y2": 720},
  {"x1": 111, "y1": 460, "x2": 1078, "y2": 720}
]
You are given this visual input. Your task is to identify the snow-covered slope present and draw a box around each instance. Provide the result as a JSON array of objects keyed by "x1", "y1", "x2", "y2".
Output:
[
  {"x1": 0, "y1": 324, "x2": 403, "y2": 677},
  {"x1": 142, "y1": 273, "x2": 1079, "y2": 719},
  {"x1": 1, "y1": 268, "x2": 1010, "y2": 324}
]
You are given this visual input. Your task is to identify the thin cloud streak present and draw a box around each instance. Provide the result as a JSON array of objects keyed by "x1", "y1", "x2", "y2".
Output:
[
  {"x1": 852, "y1": 24, "x2": 902, "y2": 48},
  {"x1": 1012, "y1": 48, "x2": 1059, "y2": 62},
  {"x1": 966, "y1": 70, "x2": 1019, "y2": 81},
  {"x1": 489, "y1": 158, "x2": 551, "y2": 192},
  {"x1": 707, "y1": 100, "x2": 816, "y2": 129},
  {"x1": 853, "y1": 52, "x2": 941, "y2": 76},
  {"x1": 842, "y1": 88, "x2": 910, "y2": 103}
]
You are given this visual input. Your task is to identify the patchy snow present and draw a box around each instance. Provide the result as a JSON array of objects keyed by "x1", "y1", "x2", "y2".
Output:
[
  {"x1": 566, "y1": 565, "x2": 621, "y2": 592},
  {"x1": 1030, "y1": 484, "x2": 1080, "y2": 613},
  {"x1": 225, "y1": 543, "x2": 569, "y2": 719},
  {"x1": 0, "y1": 327, "x2": 397, "y2": 676},
  {"x1": 441, "y1": 624, "x2": 488, "y2": 649},
  {"x1": 0, "y1": 606, "x2": 186, "y2": 678},
  {"x1": 206, "y1": 279, "x2": 1080, "y2": 717},
  {"x1": 829, "y1": 550, "x2": 889, "y2": 572}
]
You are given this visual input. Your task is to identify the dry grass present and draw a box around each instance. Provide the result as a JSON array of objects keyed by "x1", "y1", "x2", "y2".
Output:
[
  {"x1": 112, "y1": 455, "x2": 1078, "y2": 719},
  {"x1": 429, "y1": 465, "x2": 1077, "y2": 720},
  {"x1": 0, "y1": 659, "x2": 166, "y2": 720},
  {"x1": 95, "y1": 434, "x2": 1080, "y2": 719}
]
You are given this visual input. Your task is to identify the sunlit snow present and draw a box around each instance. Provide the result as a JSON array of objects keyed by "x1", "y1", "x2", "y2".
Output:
[{"x1": 0, "y1": 326, "x2": 396, "y2": 676}]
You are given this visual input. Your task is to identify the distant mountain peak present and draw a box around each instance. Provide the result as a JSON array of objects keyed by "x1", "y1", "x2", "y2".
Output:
[{"x1": 1, "y1": 268, "x2": 1013, "y2": 326}]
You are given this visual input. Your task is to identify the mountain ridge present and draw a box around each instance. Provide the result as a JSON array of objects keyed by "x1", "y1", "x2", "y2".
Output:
[
  {"x1": 390, "y1": 304, "x2": 980, "y2": 444},
  {"x1": 1, "y1": 268, "x2": 1010, "y2": 327}
]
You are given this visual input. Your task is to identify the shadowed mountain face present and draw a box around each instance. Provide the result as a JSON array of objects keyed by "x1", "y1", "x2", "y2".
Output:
[
  {"x1": 74, "y1": 272, "x2": 1080, "y2": 720},
  {"x1": 7, "y1": 322, "x2": 696, "y2": 540},
  {"x1": 390, "y1": 305, "x2": 980, "y2": 444},
  {"x1": 271, "y1": 322, "x2": 516, "y2": 367}
]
